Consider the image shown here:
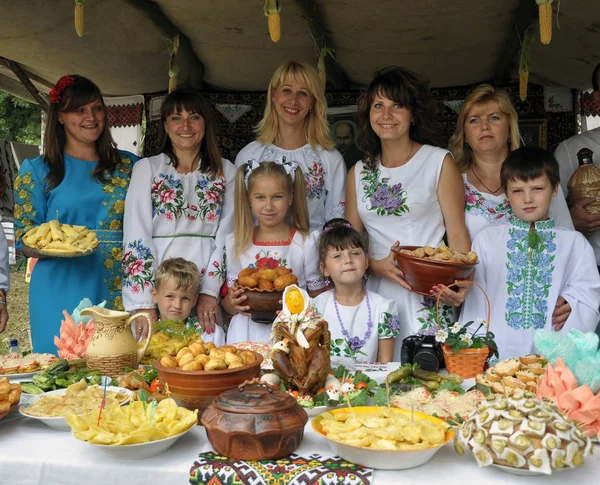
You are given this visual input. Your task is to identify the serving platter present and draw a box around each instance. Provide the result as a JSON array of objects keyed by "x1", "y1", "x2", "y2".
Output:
[
  {"x1": 19, "y1": 386, "x2": 132, "y2": 431},
  {"x1": 22, "y1": 243, "x2": 97, "y2": 259},
  {"x1": 312, "y1": 406, "x2": 454, "y2": 470},
  {"x1": 78, "y1": 424, "x2": 195, "y2": 460},
  {"x1": 1, "y1": 370, "x2": 41, "y2": 380}
]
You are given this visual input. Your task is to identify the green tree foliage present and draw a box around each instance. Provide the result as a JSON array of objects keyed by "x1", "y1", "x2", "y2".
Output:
[{"x1": 0, "y1": 91, "x2": 41, "y2": 145}]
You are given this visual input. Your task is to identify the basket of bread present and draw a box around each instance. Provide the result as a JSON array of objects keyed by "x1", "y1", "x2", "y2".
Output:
[
  {"x1": 392, "y1": 244, "x2": 478, "y2": 295},
  {"x1": 22, "y1": 221, "x2": 99, "y2": 257},
  {"x1": 235, "y1": 265, "x2": 298, "y2": 323},
  {"x1": 155, "y1": 342, "x2": 263, "y2": 417}
]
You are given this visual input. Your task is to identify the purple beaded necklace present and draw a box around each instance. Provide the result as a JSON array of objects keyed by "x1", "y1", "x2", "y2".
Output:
[{"x1": 332, "y1": 288, "x2": 373, "y2": 353}]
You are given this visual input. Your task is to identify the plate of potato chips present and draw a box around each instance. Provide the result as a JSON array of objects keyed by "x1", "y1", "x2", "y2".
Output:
[
  {"x1": 313, "y1": 406, "x2": 454, "y2": 469},
  {"x1": 22, "y1": 221, "x2": 99, "y2": 257}
]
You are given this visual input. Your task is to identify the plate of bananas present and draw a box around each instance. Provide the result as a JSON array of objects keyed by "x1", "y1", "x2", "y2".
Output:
[{"x1": 22, "y1": 221, "x2": 99, "y2": 258}]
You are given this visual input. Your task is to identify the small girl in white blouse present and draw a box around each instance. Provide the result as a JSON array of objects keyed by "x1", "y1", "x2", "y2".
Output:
[
  {"x1": 222, "y1": 159, "x2": 326, "y2": 344},
  {"x1": 313, "y1": 219, "x2": 401, "y2": 362}
]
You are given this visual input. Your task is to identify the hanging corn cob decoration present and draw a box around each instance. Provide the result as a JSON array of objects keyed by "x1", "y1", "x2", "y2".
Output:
[
  {"x1": 536, "y1": 0, "x2": 553, "y2": 45},
  {"x1": 264, "y1": 0, "x2": 281, "y2": 43},
  {"x1": 317, "y1": 47, "x2": 336, "y2": 89},
  {"x1": 518, "y1": 30, "x2": 534, "y2": 101},
  {"x1": 74, "y1": 0, "x2": 85, "y2": 37},
  {"x1": 168, "y1": 35, "x2": 180, "y2": 93}
]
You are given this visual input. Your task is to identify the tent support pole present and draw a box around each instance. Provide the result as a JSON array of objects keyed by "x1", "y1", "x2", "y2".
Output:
[
  {"x1": 294, "y1": 0, "x2": 350, "y2": 91},
  {"x1": 494, "y1": 0, "x2": 538, "y2": 85},
  {"x1": 124, "y1": 0, "x2": 205, "y2": 89},
  {"x1": 0, "y1": 57, "x2": 49, "y2": 112}
]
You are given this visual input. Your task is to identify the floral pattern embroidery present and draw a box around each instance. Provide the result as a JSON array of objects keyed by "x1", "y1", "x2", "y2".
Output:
[
  {"x1": 100, "y1": 156, "x2": 135, "y2": 309},
  {"x1": 378, "y1": 312, "x2": 401, "y2": 339},
  {"x1": 416, "y1": 296, "x2": 455, "y2": 335},
  {"x1": 208, "y1": 245, "x2": 227, "y2": 280},
  {"x1": 505, "y1": 219, "x2": 556, "y2": 330},
  {"x1": 151, "y1": 174, "x2": 188, "y2": 221},
  {"x1": 464, "y1": 183, "x2": 512, "y2": 224},
  {"x1": 12, "y1": 171, "x2": 36, "y2": 241},
  {"x1": 360, "y1": 167, "x2": 409, "y2": 216},
  {"x1": 305, "y1": 152, "x2": 326, "y2": 200},
  {"x1": 195, "y1": 174, "x2": 225, "y2": 222},
  {"x1": 252, "y1": 250, "x2": 288, "y2": 269},
  {"x1": 122, "y1": 238, "x2": 155, "y2": 294},
  {"x1": 331, "y1": 338, "x2": 358, "y2": 358}
]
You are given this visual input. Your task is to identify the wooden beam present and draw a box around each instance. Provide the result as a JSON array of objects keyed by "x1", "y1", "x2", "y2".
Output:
[
  {"x1": 494, "y1": 0, "x2": 538, "y2": 85},
  {"x1": 0, "y1": 56, "x2": 49, "y2": 112},
  {"x1": 123, "y1": 0, "x2": 205, "y2": 89},
  {"x1": 294, "y1": 0, "x2": 350, "y2": 90}
]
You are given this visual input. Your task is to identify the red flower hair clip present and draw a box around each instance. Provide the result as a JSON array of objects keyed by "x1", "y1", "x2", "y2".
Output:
[{"x1": 49, "y1": 76, "x2": 76, "y2": 104}]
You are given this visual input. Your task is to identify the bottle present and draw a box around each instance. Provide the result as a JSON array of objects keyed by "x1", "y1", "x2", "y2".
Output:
[
  {"x1": 567, "y1": 147, "x2": 600, "y2": 214},
  {"x1": 7, "y1": 339, "x2": 22, "y2": 358}
]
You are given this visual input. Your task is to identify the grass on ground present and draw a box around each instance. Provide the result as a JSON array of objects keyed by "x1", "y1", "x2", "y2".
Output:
[{"x1": 1, "y1": 265, "x2": 31, "y2": 354}]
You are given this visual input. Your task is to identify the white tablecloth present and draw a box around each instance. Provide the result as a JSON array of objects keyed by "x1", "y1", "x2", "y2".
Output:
[{"x1": 0, "y1": 410, "x2": 597, "y2": 485}]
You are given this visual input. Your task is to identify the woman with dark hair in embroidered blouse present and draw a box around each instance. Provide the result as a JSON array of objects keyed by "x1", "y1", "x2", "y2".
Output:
[
  {"x1": 13, "y1": 75, "x2": 138, "y2": 353},
  {"x1": 345, "y1": 66, "x2": 470, "y2": 360},
  {"x1": 122, "y1": 88, "x2": 232, "y2": 344}
]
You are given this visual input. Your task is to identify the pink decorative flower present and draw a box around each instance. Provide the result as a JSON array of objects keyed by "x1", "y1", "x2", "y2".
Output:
[
  {"x1": 152, "y1": 180, "x2": 164, "y2": 192},
  {"x1": 123, "y1": 250, "x2": 132, "y2": 262},
  {"x1": 212, "y1": 181, "x2": 225, "y2": 193},
  {"x1": 165, "y1": 212, "x2": 174, "y2": 221},
  {"x1": 212, "y1": 261, "x2": 220, "y2": 268},
  {"x1": 127, "y1": 260, "x2": 144, "y2": 276},
  {"x1": 204, "y1": 190, "x2": 220, "y2": 204},
  {"x1": 465, "y1": 191, "x2": 477, "y2": 206},
  {"x1": 132, "y1": 283, "x2": 141, "y2": 294},
  {"x1": 144, "y1": 282, "x2": 151, "y2": 288},
  {"x1": 160, "y1": 188, "x2": 177, "y2": 203},
  {"x1": 207, "y1": 212, "x2": 217, "y2": 222}
]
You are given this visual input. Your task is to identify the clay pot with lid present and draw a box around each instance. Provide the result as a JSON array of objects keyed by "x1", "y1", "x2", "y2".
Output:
[{"x1": 201, "y1": 378, "x2": 308, "y2": 460}]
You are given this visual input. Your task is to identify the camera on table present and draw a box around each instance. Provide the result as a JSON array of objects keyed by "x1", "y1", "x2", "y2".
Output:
[{"x1": 400, "y1": 335, "x2": 445, "y2": 372}]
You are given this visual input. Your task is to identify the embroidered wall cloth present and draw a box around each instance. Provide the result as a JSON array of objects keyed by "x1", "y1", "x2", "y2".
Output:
[
  {"x1": 143, "y1": 83, "x2": 575, "y2": 161},
  {"x1": 104, "y1": 95, "x2": 145, "y2": 156},
  {"x1": 189, "y1": 453, "x2": 373, "y2": 485}
]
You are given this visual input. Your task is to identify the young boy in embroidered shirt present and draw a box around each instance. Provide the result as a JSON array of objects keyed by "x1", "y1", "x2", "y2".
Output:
[
  {"x1": 460, "y1": 147, "x2": 600, "y2": 360},
  {"x1": 152, "y1": 258, "x2": 225, "y2": 346}
]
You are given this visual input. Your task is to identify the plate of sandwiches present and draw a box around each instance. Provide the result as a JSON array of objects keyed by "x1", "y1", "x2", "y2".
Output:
[{"x1": 0, "y1": 353, "x2": 57, "y2": 378}]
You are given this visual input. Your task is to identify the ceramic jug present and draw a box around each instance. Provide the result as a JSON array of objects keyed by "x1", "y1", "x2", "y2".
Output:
[{"x1": 81, "y1": 307, "x2": 153, "y2": 377}]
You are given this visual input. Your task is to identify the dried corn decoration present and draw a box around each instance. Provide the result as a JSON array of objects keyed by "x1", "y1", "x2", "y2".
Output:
[
  {"x1": 316, "y1": 47, "x2": 336, "y2": 89},
  {"x1": 518, "y1": 31, "x2": 534, "y2": 101},
  {"x1": 536, "y1": 0, "x2": 553, "y2": 45},
  {"x1": 168, "y1": 35, "x2": 180, "y2": 93},
  {"x1": 264, "y1": 0, "x2": 281, "y2": 43},
  {"x1": 74, "y1": 0, "x2": 85, "y2": 37}
]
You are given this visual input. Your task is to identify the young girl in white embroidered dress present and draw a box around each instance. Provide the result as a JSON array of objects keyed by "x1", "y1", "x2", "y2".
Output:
[
  {"x1": 460, "y1": 147, "x2": 600, "y2": 360},
  {"x1": 313, "y1": 219, "x2": 401, "y2": 363},
  {"x1": 222, "y1": 160, "x2": 326, "y2": 344}
]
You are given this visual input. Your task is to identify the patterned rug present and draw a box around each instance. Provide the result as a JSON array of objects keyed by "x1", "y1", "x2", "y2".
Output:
[{"x1": 189, "y1": 452, "x2": 373, "y2": 485}]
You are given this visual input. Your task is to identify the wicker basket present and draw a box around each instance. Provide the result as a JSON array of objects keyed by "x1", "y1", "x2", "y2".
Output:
[{"x1": 436, "y1": 281, "x2": 491, "y2": 379}]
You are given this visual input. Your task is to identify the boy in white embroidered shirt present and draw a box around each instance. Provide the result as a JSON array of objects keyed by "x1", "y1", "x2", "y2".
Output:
[
  {"x1": 152, "y1": 258, "x2": 225, "y2": 345},
  {"x1": 460, "y1": 147, "x2": 600, "y2": 360}
]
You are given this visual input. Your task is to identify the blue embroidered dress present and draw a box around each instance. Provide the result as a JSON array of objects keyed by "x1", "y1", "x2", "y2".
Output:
[
  {"x1": 13, "y1": 151, "x2": 138, "y2": 353},
  {"x1": 460, "y1": 217, "x2": 600, "y2": 359}
]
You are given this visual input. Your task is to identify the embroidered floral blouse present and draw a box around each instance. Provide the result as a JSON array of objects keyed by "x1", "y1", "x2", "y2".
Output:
[{"x1": 122, "y1": 153, "x2": 236, "y2": 311}]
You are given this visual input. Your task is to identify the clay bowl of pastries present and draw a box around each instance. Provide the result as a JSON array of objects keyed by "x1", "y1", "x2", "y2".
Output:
[
  {"x1": 392, "y1": 245, "x2": 479, "y2": 296},
  {"x1": 155, "y1": 342, "x2": 263, "y2": 421},
  {"x1": 0, "y1": 378, "x2": 21, "y2": 421},
  {"x1": 236, "y1": 266, "x2": 298, "y2": 323}
]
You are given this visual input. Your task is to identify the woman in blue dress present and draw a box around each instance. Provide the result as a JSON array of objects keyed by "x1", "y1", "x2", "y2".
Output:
[{"x1": 13, "y1": 75, "x2": 138, "y2": 353}]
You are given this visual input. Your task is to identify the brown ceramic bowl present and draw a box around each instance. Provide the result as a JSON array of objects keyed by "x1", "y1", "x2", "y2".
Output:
[
  {"x1": 238, "y1": 284, "x2": 283, "y2": 324},
  {"x1": 154, "y1": 351, "x2": 263, "y2": 421},
  {"x1": 393, "y1": 245, "x2": 477, "y2": 296}
]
